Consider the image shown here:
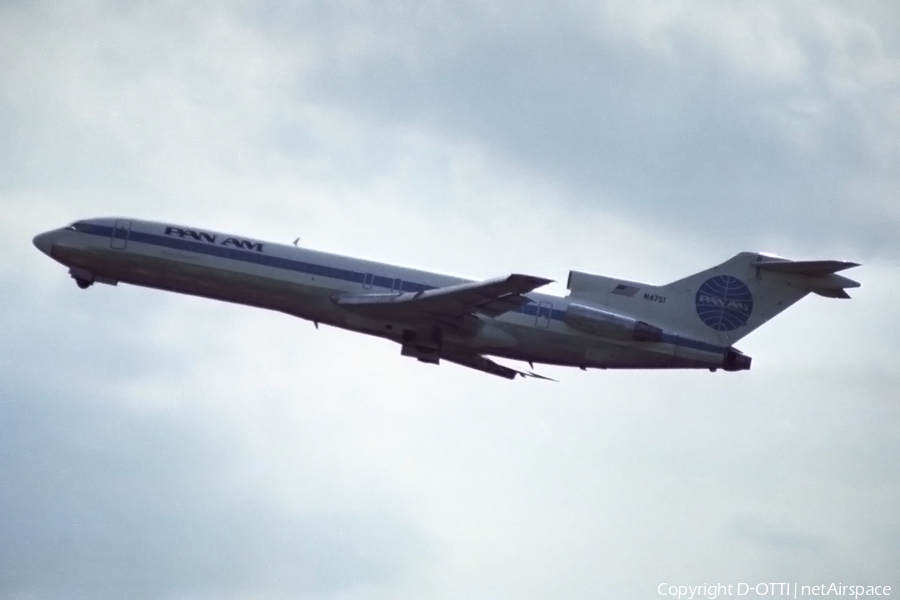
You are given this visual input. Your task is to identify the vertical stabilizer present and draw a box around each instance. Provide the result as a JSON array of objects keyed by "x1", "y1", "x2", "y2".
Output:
[
  {"x1": 656, "y1": 252, "x2": 860, "y2": 345},
  {"x1": 568, "y1": 252, "x2": 860, "y2": 347}
]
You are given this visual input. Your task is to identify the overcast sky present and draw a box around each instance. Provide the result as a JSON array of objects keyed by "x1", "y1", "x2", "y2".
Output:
[{"x1": 2, "y1": 1, "x2": 899, "y2": 599}]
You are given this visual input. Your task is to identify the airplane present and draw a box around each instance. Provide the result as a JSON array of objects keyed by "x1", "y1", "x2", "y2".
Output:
[{"x1": 32, "y1": 217, "x2": 860, "y2": 380}]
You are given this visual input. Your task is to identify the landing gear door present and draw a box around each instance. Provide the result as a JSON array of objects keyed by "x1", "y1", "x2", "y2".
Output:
[
  {"x1": 536, "y1": 302, "x2": 552, "y2": 328},
  {"x1": 110, "y1": 219, "x2": 131, "y2": 250}
]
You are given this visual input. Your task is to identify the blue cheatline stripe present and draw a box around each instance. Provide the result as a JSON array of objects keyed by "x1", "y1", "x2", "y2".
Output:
[
  {"x1": 660, "y1": 333, "x2": 723, "y2": 354},
  {"x1": 78, "y1": 223, "x2": 727, "y2": 354},
  {"x1": 84, "y1": 223, "x2": 432, "y2": 293}
]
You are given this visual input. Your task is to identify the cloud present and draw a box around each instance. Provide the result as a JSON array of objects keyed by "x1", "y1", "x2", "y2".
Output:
[
  {"x1": 5, "y1": 0, "x2": 898, "y2": 251},
  {"x1": 0, "y1": 384, "x2": 427, "y2": 599},
  {"x1": 589, "y1": 0, "x2": 809, "y2": 83},
  {"x1": 2, "y1": 0, "x2": 899, "y2": 599},
  {"x1": 0, "y1": 262, "x2": 433, "y2": 598},
  {"x1": 267, "y1": 0, "x2": 897, "y2": 250}
]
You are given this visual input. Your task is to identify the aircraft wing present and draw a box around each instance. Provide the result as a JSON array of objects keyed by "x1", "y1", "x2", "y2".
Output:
[
  {"x1": 442, "y1": 351, "x2": 555, "y2": 381},
  {"x1": 333, "y1": 273, "x2": 553, "y2": 322}
]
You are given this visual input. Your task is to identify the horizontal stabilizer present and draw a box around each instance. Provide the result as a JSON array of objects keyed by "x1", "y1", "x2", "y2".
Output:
[
  {"x1": 754, "y1": 257, "x2": 860, "y2": 299},
  {"x1": 754, "y1": 259, "x2": 860, "y2": 275}
]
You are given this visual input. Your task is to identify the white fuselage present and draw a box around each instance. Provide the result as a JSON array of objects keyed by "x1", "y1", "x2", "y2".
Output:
[{"x1": 33, "y1": 217, "x2": 736, "y2": 373}]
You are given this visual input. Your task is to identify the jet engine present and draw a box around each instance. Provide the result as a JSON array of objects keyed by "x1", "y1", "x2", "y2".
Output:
[{"x1": 564, "y1": 303, "x2": 663, "y2": 342}]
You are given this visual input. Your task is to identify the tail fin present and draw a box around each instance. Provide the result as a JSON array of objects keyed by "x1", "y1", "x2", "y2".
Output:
[
  {"x1": 568, "y1": 252, "x2": 860, "y2": 346},
  {"x1": 660, "y1": 252, "x2": 860, "y2": 345}
]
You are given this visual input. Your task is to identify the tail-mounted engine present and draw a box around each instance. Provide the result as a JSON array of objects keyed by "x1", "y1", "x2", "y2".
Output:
[{"x1": 564, "y1": 303, "x2": 663, "y2": 342}]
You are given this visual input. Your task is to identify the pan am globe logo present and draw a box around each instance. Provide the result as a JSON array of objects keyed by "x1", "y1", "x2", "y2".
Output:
[{"x1": 695, "y1": 275, "x2": 754, "y2": 331}]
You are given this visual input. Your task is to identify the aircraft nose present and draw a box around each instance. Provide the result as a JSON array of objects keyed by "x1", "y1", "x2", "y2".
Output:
[{"x1": 32, "y1": 231, "x2": 55, "y2": 256}]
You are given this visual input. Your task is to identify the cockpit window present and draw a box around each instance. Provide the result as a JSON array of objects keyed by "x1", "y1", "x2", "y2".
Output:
[{"x1": 66, "y1": 221, "x2": 88, "y2": 232}]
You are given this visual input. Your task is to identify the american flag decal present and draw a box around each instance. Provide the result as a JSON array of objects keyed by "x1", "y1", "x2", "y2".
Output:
[{"x1": 611, "y1": 284, "x2": 640, "y2": 297}]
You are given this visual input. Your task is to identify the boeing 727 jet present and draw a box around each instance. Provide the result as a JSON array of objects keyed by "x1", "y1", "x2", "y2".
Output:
[{"x1": 33, "y1": 218, "x2": 860, "y2": 379}]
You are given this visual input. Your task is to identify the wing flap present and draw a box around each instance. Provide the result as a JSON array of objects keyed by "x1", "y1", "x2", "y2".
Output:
[{"x1": 443, "y1": 351, "x2": 556, "y2": 381}]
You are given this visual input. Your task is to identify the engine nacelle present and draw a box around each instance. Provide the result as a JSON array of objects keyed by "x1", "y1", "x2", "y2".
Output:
[
  {"x1": 722, "y1": 348, "x2": 751, "y2": 371},
  {"x1": 564, "y1": 303, "x2": 663, "y2": 342}
]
